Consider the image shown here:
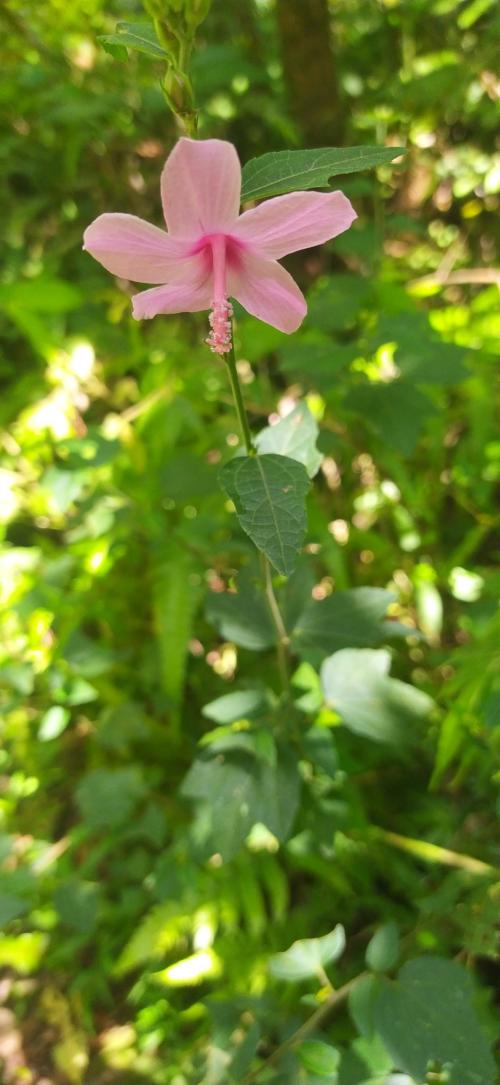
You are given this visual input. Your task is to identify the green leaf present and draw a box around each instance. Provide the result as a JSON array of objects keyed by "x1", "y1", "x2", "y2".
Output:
[
  {"x1": 269, "y1": 924, "x2": 345, "y2": 982},
  {"x1": 76, "y1": 768, "x2": 146, "y2": 830},
  {"x1": 348, "y1": 973, "x2": 381, "y2": 1037},
  {"x1": 321, "y1": 648, "x2": 435, "y2": 744},
  {"x1": 54, "y1": 881, "x2": 100, "y2": 934},
  {"x1": 344, "y1": 381, "x2": 436, "y2": 456},
  {"x1": 374, "y1": 956, "x2": 497, "y2": 1085},
  {"x1": 365, "y1": 922, "x2": 400, "y2": 972},
  {"x1": 0, "y1": 892, "x2": 30, "y2": 926},
  {"x1": 205, "y1": 566, "x2": 276, "y2": 650},
  {"x1": 241, "y1": 146, "x2": 406, "y2": 201},
  {"x1": 278, "y1": 336, "x2": 358, "y2": 390},
  {"x1": 220, "y1": 454, "x2": 309, "y2": 576},
  {"x1": 202, "y1": 689, "x2": 269, "y2": 725},
  {"x1": 97, "y1": 22, "x2": 168, "y2": 60},
  {"x1": 254, "y1": 403, "x2": 323, "y2": 478},
  {"x1": 38, "y1": 705, "x2": 70, "y2": 742},
  {"x1": 397, "y1": 340, "x2": 470, "y2": 386},
  {"x1": 181, "y1": 743, "x2": 300, "y2": 861},
  {"x1": 298, "y1": 1040, "x2": 340, "y2": 1078},
  {"x1": 292, "y1": 588, "x2": 394, "y2": 656}
]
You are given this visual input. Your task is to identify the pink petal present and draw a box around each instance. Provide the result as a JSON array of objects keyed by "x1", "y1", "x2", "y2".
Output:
[
  {"x1": 83, "y1": 213, "x2": 194, "y2": 283},
  {"x1": 132, "y1": 276, "x2": 212, "y2": 321},
  {"x1": 161, "y1": 138, "x2": 241, "y2": 236},
  {"x1": 233, "y1": 190, "x2": 357, "y2": 259},
  {"x1": 229, "y1": 251, "x2": 307, "y2": 334}
]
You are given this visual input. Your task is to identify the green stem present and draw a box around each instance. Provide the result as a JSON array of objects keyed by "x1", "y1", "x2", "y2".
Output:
[
  {"x1": 261, "y1": 552, "x2": 291, "y2": 697},
  {"x1": 223, "y1": 341, "x2": 292, "y2": 699},
  {"x1": 240, "y1": 972, "x2": 366, "y2": 1085},
  {"x1": 224, "y1": 342, "x2": 254, "y2": 455}
]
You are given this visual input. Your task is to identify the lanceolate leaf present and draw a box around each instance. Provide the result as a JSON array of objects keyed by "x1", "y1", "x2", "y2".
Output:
[
  {"x1": 220, "y1": 454, "x2": 309, "y2": 576},
  {"x1": 254, "y1": 403, "x2": 323, "y2": 478},
  {"x1": 241, "y1": 146, "x2": 406, "y2": 201},
  {"x1": 98, "y1": 22, "x2": 168, "y2": 60}
]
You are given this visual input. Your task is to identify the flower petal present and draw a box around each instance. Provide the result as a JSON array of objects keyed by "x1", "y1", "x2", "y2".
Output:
[
  {"x1": 233, "y1": 190, "x2": 357, "y2": 258},
  {"x1": 161, "y1": 138, "x2": 241, "y2": 236},
  {"x1": 83, "y1": 213, "x2": 195, "y2": 283},
  {"x1": 132, "y1": 276, "x2": 212, "y2": 321},
  {"x1": 229, "y1": 251, "x2": 307, "y2": 334}
]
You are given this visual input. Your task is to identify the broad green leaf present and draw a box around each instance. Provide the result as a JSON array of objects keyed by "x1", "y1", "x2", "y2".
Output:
[
  {"x1": 0, "y1": 892, "x2": 30, "y2": 926},
  {"x1": 278, "y1": 337, "x2": 358, "y2": 390},
  {"x1": 365, "y1": 922, "x2": 400, "y2": 972},
  {"x1": 220, "y1": 454, "x2": 309, "y2": 576},
  {"x1": 374, "y1": 956, "x2": 497, "y2": 1085},
  {"x1": 321, "y1": 649, "x2": 435, "y2": 744},
  {"x1": 205, "y1": 566, "x2": 276, "y2": 650},
  {"x1": 292, "y1": 588, "x2": 394, "y2": 656},
  {"x1": 98, "y1": 22, "x2": 168, "y2": 59},
  {"x1": 298, "y1": 1040, "x2": 340, "y2": 1078},
  {"x1": 241, "y1": 146, "x2": 406, "y2": 201},
  {"x1": 76, "y1": 768, "x2": 146, "y2": 830},
  {"x1": 397, "y1": 341, "x2": 470, "y2": 386},
  {"x1": 269, "y1": 924, "x2": 345, "y2": 982},
  {"x1": 202, "y1": 688, "x2": 269, "y2": 724},
  {"x1": 254, "y1": 404, "x2": 323, "y2": 478},
  {"x1": 348, "y1": 973, "x2": 381, "y2": 1037},
  {"x1": 54, "y1": 881, "x2": 100, "y2": 934},
  {"x1": 307, "y1": 274, "x2": 373, "y2": 332},
  {"x1": 344, "y1": 381, "x2": 436, "y2": 456},
  {"x1": 181, "y1": 743, "x2": 300, "y2": 861}
]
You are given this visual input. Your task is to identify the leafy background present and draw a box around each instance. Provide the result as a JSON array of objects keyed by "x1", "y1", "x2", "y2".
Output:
[{"x1": 0, "y1": 0, "x2": 499, "y2": 1083}]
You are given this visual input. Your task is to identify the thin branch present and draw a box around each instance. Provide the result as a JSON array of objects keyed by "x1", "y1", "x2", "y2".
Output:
[{"x1": 240, "y1": 972, "x2": 366, "y2": 1085}]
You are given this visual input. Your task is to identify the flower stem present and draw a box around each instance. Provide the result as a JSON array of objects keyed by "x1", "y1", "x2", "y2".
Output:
[
  {"x1": 261, "y1": 552, "x2": 291, "y2": 697},
  {"x1": 224, "y1": 342, "x2": 254, "y2": 456},
  {"x1": 223, "y1": 340, "x2": 292, "y2": 699}
]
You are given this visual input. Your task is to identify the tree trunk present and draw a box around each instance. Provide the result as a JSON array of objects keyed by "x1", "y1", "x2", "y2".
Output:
[{"x1": 276, "y1": 0, "x2": 342, "y2": 147}]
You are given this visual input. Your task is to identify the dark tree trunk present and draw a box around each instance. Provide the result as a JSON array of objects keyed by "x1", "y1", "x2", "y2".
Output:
[{"x1": 276, "y1": 0, "x2": 342, "y2": 147}]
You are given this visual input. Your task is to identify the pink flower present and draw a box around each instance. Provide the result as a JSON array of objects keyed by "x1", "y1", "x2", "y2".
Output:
[{"x1": 83, "y1": 138, "x2": 357, "y2": 354}]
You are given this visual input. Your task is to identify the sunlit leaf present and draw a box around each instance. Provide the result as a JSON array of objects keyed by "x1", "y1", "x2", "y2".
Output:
[
  {"x1": 321, "y1": 648, "x2": 435, "y2": 744},
  {"x1": 241, "y1": 146, "x2": 406, "y2": 201},
  {"x1": 269, "y1": 924, "x2": 345, "y2": 981}
]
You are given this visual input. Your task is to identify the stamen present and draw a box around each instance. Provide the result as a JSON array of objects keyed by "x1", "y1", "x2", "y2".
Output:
[{"x1": 206, "y1": 297, "x2": 233, "y2": 355}]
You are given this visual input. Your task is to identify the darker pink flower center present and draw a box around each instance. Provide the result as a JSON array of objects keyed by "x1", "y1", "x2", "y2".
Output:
[{"x1": 190, "y1": 232, "x2": 245, "y2": 355}]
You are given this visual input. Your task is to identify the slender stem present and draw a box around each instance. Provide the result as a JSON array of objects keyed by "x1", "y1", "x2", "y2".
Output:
[
  {"x1": 240, "y1": 972, "x2": 366, "y2": 1085},
  {"x1": 224, "y1": 343, "x2": 254, "y2": 455},
  {"x1": 223, "y1": 340, "x2": 292, "y2": 698},
  {"x1": 261, "y1": 552, "x2": 291, "y2": 697},
  {"x1": 371, "y1": 827, "x2": 496, "y2": 876}
]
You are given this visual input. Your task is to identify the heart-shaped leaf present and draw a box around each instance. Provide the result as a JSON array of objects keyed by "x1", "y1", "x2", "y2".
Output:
[{"x1": 220, "y1": 454, "x2": 309, "y2": 576}]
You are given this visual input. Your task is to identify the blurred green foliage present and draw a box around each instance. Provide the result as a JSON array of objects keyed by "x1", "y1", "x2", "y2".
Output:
[{"x1": 0, "y1": 0, "x2": 499, "y2": 1082}]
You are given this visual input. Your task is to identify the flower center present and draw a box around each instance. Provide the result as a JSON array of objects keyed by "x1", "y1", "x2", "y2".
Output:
[{"x1": 204, "y1": 234, "x2": 231, "y2": 355}]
